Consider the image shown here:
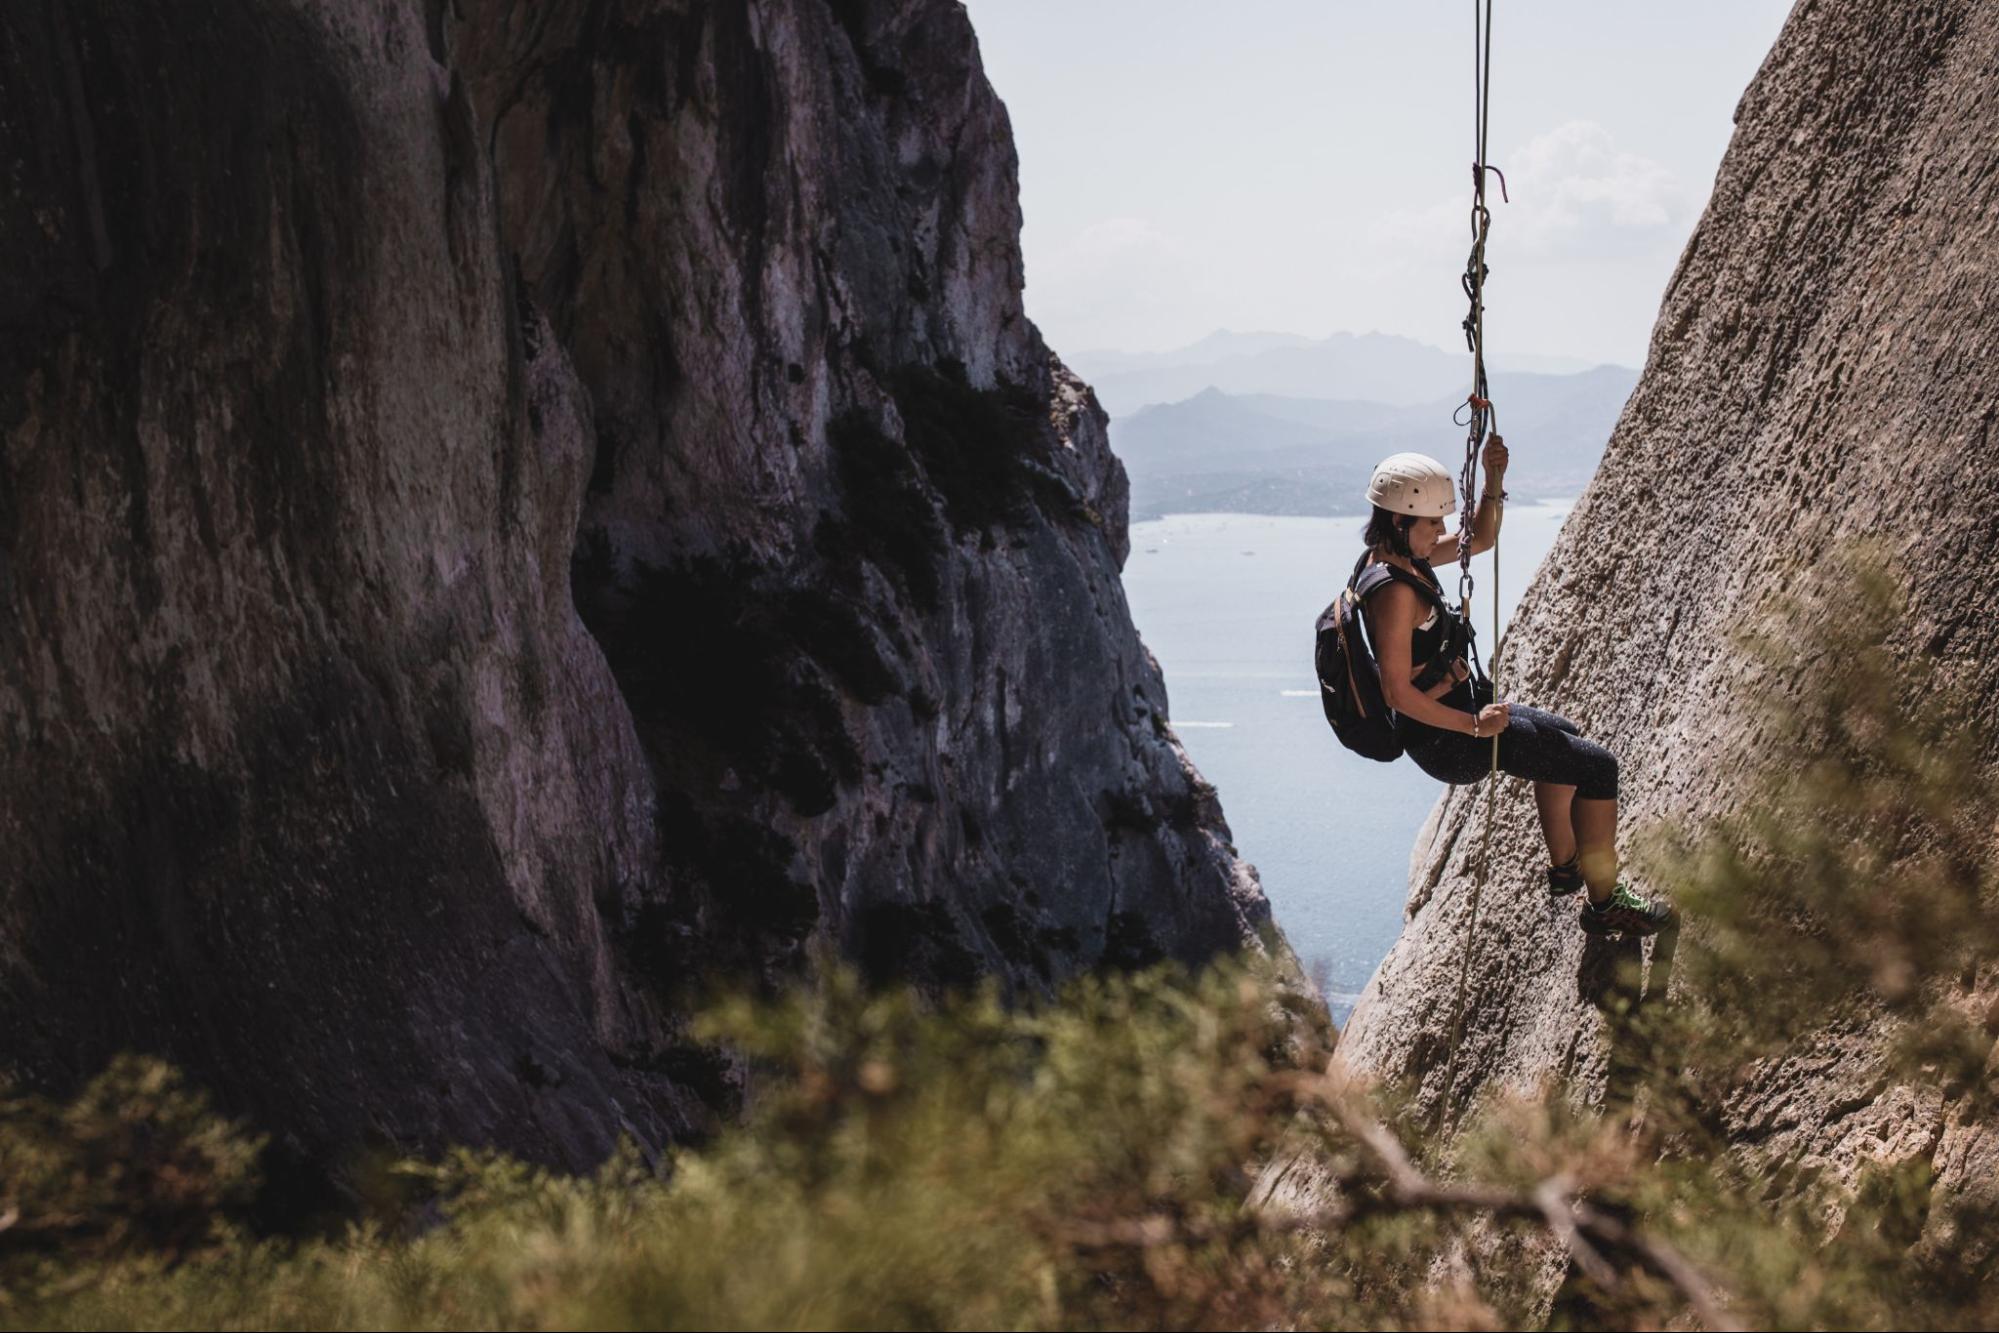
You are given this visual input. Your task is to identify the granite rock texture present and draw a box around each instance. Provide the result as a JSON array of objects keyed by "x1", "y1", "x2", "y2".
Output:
[
  {"x1": 1340, "y1": 0, "x2": 1998, "y2": 1217},
  {"x1": 0, "y1": 0, "x2": 1281, "y2": 1178}
]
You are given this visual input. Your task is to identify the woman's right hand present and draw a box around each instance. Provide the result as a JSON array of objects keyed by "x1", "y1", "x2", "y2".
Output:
[{"x1": 1472, "y1": 703, "x2": 1511, "y2": 738}]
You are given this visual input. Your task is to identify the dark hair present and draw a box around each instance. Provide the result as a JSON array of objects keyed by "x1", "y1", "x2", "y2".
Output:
[{"x1": 1362, "y1": 505, "x2": 1416, "y2": 558}]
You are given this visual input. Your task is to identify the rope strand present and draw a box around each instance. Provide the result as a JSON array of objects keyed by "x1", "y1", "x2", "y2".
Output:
[{"x1": 1437, "y1": 0, "x2": 1502, "y2": 1130}]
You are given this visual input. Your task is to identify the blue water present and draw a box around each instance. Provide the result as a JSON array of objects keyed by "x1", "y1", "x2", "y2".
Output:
[{"x1": 1121, "y1": 504, "x2": 1575, "y2": 1020}]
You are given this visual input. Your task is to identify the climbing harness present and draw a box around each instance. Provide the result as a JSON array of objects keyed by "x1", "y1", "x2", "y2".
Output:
[
  {"x1": 1437, "y1": 0, "x2": 1505, "y2": 1127},
  {"x1": 1315, "y1": 555, "x2": 1467, "y2": 763}
]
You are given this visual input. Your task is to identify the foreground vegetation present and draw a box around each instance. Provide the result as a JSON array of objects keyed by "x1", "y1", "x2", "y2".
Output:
[{"x1": 2, "y1": 559, "x2": 1993, "y2": 1330}]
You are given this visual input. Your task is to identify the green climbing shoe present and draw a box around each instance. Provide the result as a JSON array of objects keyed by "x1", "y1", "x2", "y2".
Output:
[
  {"x1": 1580, "y1": 882, "x2": 1677, "y2": 936},
  {"x1": 1546, "y1": 854, "x2": 1583, "y2": 897}
]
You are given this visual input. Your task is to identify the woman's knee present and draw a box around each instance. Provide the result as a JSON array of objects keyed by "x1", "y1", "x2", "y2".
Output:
[
  {"x1": 1578, "y1": 747, "x2": 1618, "y2": 801},
  {"x1": 1513, "y1": 704, "x2": 1579, "y2": 736}
]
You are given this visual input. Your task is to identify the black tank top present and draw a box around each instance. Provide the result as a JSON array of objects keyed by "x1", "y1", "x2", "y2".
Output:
[{"x1": 1355, "y1": 551, "x2": 1454, "y2": 689}]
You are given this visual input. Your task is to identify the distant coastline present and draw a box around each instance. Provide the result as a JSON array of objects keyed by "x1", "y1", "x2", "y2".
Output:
[
  {"x1": 1130, "y1": 494, "x2": 1567, "y2": 523},
  {"x1": 1088, "y1": 340, "x2": 1632, "y2": 531}
]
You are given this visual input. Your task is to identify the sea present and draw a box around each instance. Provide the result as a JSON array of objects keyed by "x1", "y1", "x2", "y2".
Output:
[{"x1": 1120, "y1": 501, "x2": 1577, "y2": 1022}]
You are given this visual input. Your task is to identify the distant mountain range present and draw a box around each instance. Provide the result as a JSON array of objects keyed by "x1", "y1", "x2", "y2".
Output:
[
  {"x1": 1070, "y1": 330, "x2": 1605, "y2": 417},
  {"x1": 1104, "y1": 363, "x2": 1639, "y2": 522}
]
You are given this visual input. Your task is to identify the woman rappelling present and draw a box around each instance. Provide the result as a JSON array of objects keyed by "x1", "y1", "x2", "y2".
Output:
[
  {"x1": 1337, "y1": 443, "x2": 1675, "y2": 937},
  {"x1": 1309, "y1": 0, "x2": 1672, "y2": 945}
]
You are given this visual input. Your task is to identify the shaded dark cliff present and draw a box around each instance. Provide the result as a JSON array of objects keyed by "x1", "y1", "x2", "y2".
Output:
[
  {"x1": 0, "y1": 0, "x2": 1282, "y2": 1177},
  {"x1": 1342, "y1": 0, "x2": 1996, "y2": 1228}
]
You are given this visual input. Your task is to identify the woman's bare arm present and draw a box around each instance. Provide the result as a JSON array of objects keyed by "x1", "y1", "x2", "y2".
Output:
[
  {"x1": 1368, "y1": 586, "x2": 1479, "y2": 733},
  {"x1": 1431, "y1": 488, "x2": 1504, "y2": 564},
  {"x1": 1431, "y1": 435, "x2": 1508, "y2": 564}
]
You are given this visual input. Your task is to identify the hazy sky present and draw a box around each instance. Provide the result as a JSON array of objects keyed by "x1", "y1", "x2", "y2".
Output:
[{"x1": 961, "y1": 1, "x2": 1794, "y2": 366}]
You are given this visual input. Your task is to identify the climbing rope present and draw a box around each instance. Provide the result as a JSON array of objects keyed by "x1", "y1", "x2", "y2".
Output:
[{"x1": 1437, "y1": 0, "x2": 1504, "y2": 1128}]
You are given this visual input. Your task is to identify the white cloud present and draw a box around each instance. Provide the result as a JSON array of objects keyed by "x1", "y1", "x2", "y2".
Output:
[
  {"x1": 1026, "y1": 127, "x2": 1690, "y2": 362},
  {"x1": 1370, "y1": 120, "x2": 1686, "y2": 265},
  {"x1": 1507, "y1": 120, "x2": 1683, "y2": 256}
]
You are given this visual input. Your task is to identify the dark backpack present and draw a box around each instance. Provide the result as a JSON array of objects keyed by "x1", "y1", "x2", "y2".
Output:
[{"x1": 1314, "y1": 557, "x2": 1471, "y2": 762}]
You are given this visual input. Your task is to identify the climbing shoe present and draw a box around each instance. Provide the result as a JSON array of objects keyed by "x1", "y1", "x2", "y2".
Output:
[
  {"x1": 1579, "y1": 882, "x2": 1677, "y2": 936},
  {"x1": 1546, "y1": 854, "x2": 1583, "y2": 897}
]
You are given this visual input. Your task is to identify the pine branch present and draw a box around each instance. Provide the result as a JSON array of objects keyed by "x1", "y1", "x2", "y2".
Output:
[{"x1": 1323, "y1": 1091, "x2": 1743, "y2": 1332}]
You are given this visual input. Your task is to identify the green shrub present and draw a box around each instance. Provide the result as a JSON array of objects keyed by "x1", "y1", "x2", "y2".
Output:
[
  {"x1": 1648, "y1": 553, "x2": 1999, "y2": 1077},
  {"x1": 1584, "y1": 548, "x2": 1999, "y2": 1329},
  {"x1": 0, "y1": 1056, "x2": 264, "y2": 1276},
  {"x1": 3, "y1": 963, "x2": 1370, "y2": 1331},
  {"x1": 9, "y1": 551, "x2": 1996, "y2": 1331}
]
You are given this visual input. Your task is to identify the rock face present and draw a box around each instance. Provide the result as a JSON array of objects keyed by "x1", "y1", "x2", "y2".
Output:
[
  {"x1": 0, "y1": 0, "x2": 1278, "y2": 1177},
  {"x1": 1342, "y1": 0, "x2": 1997, "y2": 1206}
]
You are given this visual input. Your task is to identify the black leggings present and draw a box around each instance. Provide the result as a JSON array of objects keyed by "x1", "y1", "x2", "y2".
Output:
[{"x1": 1401, "y1": 698, "x2": 1619, "y2": 801}]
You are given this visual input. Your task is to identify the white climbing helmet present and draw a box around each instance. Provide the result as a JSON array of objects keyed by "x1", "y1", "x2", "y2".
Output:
[{"x1": 1366, "y1": 452, "x2": 1457, "y2": 518}]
